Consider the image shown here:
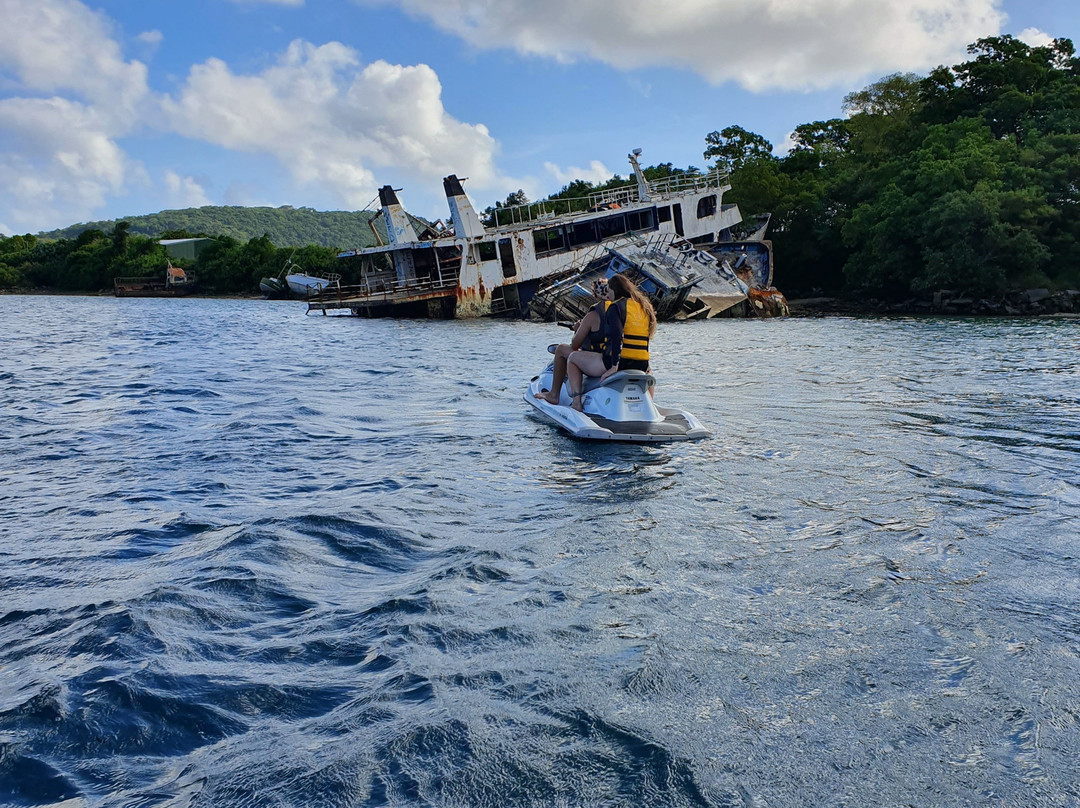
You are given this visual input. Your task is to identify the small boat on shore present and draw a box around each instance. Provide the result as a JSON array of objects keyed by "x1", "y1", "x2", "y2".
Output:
[
  {"x1": 286, "y1": 270, "x2": 340, "y2": 298},
  {"x1": 259, "y1": 253, "x2": 340, "y2": 299}
]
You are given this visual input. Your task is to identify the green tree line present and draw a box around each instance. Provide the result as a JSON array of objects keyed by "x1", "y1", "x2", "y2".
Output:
[
  {"x1": 0, "y1": 226, "x2": 344, "y2": 293},
  {"x1": 712, "y1": 35, "x2": 1080, "y2": 298}
]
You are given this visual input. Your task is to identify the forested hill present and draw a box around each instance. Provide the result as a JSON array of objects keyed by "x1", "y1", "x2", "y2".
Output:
[{"x1": 38, "y1": 206, "x2": 388, "y2": 249}]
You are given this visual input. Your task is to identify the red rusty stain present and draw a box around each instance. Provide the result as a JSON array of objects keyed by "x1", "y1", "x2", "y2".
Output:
[
  {"x1": 456, "y1": 283, "x2": 485, "y2": 302},
  {"x1": 477, "y1": 276, "x2": 486, "y2": 300}
]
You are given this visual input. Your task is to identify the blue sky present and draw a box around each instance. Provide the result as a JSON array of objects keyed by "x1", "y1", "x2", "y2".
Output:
[{"x1": 0, "y1": 0, "x2": 1076, "y2": 237}]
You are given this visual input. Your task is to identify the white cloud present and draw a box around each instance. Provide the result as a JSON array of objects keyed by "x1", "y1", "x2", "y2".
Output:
[
  {"x1": 369, "y1": 0, "x2": 1007, "y2": 91},
  {"x1": 0, "y1": 0, "x2": 149, "y2": 121},
  {"x1": 544, "y1": 160, "x2": 613, "y2": 186},
  {"x1": 0, "y1": 0, "x2": 150, "y2": 230},
  {"x1": 137, "y1": 30, "x2": 164, "y2": 47},
  {"x1": 776, "y1": 132, "x2": 798, "y2": 157},
  {"x1": 160, "y1": 39, "x2": 504, "y2": 209},
  {"x1": 1016, "y1": 28, "x2": 1054, "y2": 48},
  {"x1": 164, "y1": 170, "x2": 212, "y2": 208},
  {"x1": 0, "y1": 0, "x2": 508, "y2": 230}
]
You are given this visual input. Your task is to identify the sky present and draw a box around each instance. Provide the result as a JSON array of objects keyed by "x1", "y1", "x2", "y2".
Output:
[{"x1": 0, "y1": 0, "x2": 1076, "y2": 237}]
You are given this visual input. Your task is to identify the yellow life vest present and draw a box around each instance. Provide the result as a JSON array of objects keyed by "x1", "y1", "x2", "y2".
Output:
[{"x1": 620, "y1": 298, "x2": 650, "y2": 361}]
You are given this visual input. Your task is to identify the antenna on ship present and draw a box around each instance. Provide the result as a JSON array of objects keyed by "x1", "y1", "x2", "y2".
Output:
[{"x1": 629, "y1": 148, "x2": 651, "y2": 202}]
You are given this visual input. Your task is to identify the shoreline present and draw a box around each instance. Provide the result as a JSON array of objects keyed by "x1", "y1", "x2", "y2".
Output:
[
  {"x1": 0, "y1": 287, "x2": 265, "y2": 300},
  {"x1": 4, "y1": 287, "x2": 1079, "y2": 319},
  {"x1": 786, "y1": 289, "x2": 1080, "y2": 318}
]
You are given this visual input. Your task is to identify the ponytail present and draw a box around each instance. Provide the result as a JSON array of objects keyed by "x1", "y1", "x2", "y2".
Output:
[{"x1": 608, "y1": 273, "x2": 657, "y2": 337}]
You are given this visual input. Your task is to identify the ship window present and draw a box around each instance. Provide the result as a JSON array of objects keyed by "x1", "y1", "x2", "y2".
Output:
[
  {"x1": 568, "y1": 220, "x2": 599, "y2": 247},
  {"x1": 533, "y1": 226, "x2": 567, "y2": 255},
  {"x1": 498, "y1": 237, "x2": 516, "y2": 277},
  {"x1": 597, "y1": 213, "x2": 628, "y2": 240},
  {"x1": 626, "y1": 208, "x2": 657, "y2": 232},
  {"x1": 477, "y1": 241, "x2": 496, "y2": 261},
  {"x1": 697, "y1": 194, "x2": 717, "y2": 219},
  {"x1": 656, "y1": 206, "x2": 672, "y2": 223},
  {"x1": 412, "y1": 247, "x2": 436, "y2": 280}
]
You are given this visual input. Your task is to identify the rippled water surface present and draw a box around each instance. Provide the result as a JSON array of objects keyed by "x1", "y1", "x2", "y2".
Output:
[{"x1": 2, "y1": 296, "x2": 1080, "y2": 807}]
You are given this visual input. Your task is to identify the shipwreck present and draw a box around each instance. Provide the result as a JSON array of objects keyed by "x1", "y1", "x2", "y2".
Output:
[{"x1": 308, "y1": 150, "x2": 786, "y2": 320}]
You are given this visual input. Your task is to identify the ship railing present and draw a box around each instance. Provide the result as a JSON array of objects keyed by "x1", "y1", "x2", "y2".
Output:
[
  {"x1": 489, "y1": 196, "x2": 591, "y2": 228},
  {"x1": 586, "y1": 184, "x2": 640, "y2": 209},
  {"x1": 527, "y1": 243, "x2": 612, "y2": 320},
  {"x1": 647, "y1": 167, "x2": 730, "y2": 196},
  {"x1": 486, "y1": 167, "x2": 730, "y2": 229},
  {"x1": 488, "y1": 183, "x2": 643, "y2": 229},
  {"x1": 309, "y1": 268, "x2": 460, "y2": 303}
]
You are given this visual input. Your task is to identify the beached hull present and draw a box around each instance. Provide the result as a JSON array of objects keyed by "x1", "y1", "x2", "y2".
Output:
[{"x1": 286, "y1": 274, "x2": 337, "y2": 297}]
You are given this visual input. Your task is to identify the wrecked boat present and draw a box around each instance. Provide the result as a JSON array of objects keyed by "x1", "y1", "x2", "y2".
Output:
[
  {"x1": 528, "y1": 229, "x2": 788, "y2": 322},
  {"x1": 308, "y1": 150, "x2": 783, "y2": 319}
]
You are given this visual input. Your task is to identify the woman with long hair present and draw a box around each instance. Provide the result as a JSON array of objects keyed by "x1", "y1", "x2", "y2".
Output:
[
  {"x1": 565, "y1": 273, "x2": 657, "y2": 412},
  {"x1": 532, "y1": 278, "x2": 608, "y2": 405}
]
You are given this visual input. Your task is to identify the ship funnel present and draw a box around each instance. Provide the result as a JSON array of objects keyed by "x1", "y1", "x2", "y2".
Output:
[
  {"x1": 379, "y1": 185, "x2": 420, "y2": 244},
  {"x1": 443, "y1": 175, "x2": 485, "y2": 239}
]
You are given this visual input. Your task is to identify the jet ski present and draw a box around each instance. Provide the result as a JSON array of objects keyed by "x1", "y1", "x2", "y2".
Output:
[{"x1": 525, "y1": 345, "x2": 710, "y2": 443}]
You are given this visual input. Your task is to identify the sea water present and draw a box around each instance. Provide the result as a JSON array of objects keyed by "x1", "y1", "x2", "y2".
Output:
[{"x1": 2, "y1": 296, "x2": 1079, "y2": 807}]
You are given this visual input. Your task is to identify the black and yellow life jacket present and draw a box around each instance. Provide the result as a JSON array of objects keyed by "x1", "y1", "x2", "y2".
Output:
[
  {"x1": 619, "y1": 298, "x2": 650, "y2": 362},
  {"x1": 580, "y1": 301, "x2": 608, "y2": 353}
]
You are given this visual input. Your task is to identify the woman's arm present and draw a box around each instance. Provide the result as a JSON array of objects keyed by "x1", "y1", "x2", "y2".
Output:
[
  {"x1": 570, "y1": 309, "x2": 600, "y2": 351},
  {"x1": 601, "y1": 301, "x2": 625, "y2": 379}
]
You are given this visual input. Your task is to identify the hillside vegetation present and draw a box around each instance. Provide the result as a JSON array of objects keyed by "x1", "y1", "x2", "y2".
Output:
[{"x1": 37, "y1": 206, "x2": 383, "y2": 250}]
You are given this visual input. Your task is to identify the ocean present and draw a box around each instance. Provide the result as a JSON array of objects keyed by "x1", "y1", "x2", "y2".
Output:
[{"x1": 2, "y1": 295, "x2": 1079, "y2": 807}]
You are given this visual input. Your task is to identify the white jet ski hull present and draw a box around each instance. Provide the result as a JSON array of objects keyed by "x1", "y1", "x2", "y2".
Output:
[{"x1": 525, "y1": 365, "x2": 709, "y2": 443}]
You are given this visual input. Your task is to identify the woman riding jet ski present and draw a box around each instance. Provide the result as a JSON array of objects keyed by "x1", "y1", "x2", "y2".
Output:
[{"x1": 525, "y1": 273, "x2": 710, "y2": 443}]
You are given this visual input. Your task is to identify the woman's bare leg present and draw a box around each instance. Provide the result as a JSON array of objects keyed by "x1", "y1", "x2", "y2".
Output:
[
  {"x1": 534, "y1": 343, "x2": 572, "y2": 404},
  {"x1": 566, "y1": 350, "x2": 608, "y2": 411}
]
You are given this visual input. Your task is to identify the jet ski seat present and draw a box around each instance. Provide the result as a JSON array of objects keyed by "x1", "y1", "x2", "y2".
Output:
[{"x1": 581, "y1": 369, "x2": 654, "y2": 394}]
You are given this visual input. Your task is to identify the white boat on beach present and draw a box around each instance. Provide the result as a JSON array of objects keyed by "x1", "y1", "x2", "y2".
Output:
[{"x1": 286, "y1": 271, "x2": 340, "y2": 298}]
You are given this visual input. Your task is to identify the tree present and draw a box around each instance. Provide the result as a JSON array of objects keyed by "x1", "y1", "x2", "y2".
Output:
[
  {"x1": 481, "y1": 190, "x2": 531, "y2": 227},
  {"x1": 843, "y1": 73, "x2": 923, "y2": 117},
  {"x1": 789, "y1": 119, "x2": 852, "y2": 156},
  {"x1": 703, "y1": 126, "x2": 774, "y2": 172},
  {"x1": 0, "y1": 233, "x2": 37, "y2": 255},
  {"x1": 111, "y1": 220, "x2": 131, "y2": 256}
]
